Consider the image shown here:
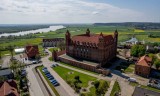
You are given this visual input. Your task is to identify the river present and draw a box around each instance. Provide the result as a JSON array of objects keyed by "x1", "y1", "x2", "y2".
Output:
[{"x1": 0, "y1": 25, "x2": 65, "y2": 37}]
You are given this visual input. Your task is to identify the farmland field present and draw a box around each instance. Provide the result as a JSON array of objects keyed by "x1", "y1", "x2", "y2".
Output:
[{"x1": 1, "y1": 24, "x2": 160, "y2": 56}]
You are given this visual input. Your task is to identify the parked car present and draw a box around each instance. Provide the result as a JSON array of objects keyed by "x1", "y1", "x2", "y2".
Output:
[
  {"x1": 51, "y1": 64, "x2": 56, "y2": 68},
  {"x1": 50, "y1": 79, "x2": 57, "y2": 83},
  {"x1": 48, "y1": 76, "x2": 54, "y2": 80},
  {"x1": 44, "y1": 71, "x2": 50, "y2": 75},
  {"x1": 128, "y1": 78, "x2": 137, "y2": 82},
  {"x1": 42, "y1": 69, "x2": 48, "y2": 72},
  {"x1": 46, "y1": 74, "x2": 52, "y2": 78},
  {"x1": 32, "y1": 61, "x2": 37, "y2": 64},
  {"x1": 55, "y1": 63, "x2": 59, "y2": 66}
]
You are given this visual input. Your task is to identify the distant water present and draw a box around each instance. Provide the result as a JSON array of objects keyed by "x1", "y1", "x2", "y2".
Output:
[{"x1": 0, "y1": 25, "x2": 65, "y2": 37}]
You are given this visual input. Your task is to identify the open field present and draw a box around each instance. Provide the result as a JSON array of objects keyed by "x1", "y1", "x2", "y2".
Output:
[{"x1": 1, "y1": 25, "x2": 160, "y2": 56}]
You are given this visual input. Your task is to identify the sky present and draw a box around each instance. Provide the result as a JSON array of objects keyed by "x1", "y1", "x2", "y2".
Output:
[{"x1": 0, "y1": 0, "x2": 160, "y2": 24}]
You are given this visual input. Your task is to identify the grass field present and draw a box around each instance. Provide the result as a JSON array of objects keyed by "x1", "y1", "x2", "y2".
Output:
[
  {"x1": 1, "y1": 25, "x2": 160, "y2": 57},
  {"x1": 134, "y1": 29, "x2": 144, "y2": 32},
  {"x1": 110, "y1": 81, "x2": 121, "y2": 96},
  {"x1": 53, "y1": 66, "x2": 97, "y2": 87}
]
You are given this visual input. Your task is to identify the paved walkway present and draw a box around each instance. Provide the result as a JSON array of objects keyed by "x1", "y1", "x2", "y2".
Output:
[{"x1": 1, "y1": 56, "x2": 10, "y2": 68}]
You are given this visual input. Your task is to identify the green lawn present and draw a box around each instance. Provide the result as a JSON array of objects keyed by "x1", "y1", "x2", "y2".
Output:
[
  {"x1": 110, "y1": 81, "x2": 121, "y2": 96},
  {"x1": 124, "y1": 64, "x2": 135, "y2": 73},
  {"x1": 53, "y1": 66, "x2": 97, "y2": 87},
  {"x1": 37, "y1": 66, "x2": 60, "y2": 96},
  {"x1": 59, "y1": 62, "x2": 98, "y2": 75}
]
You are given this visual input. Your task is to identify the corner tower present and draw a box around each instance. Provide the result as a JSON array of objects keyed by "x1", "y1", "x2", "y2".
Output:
[{"x1": 65, "y1": 30, "x2": 71, "y2": 54}]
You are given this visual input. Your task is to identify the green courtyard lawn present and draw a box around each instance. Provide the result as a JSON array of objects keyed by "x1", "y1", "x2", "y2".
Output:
[
  {"x1": 53, "y1": 66, "x2": 97, "y2": 87},
  {"x1": 110, "y1": 81, "x2": 121, "y2": 96},
  {"x1": 37, "y1": 66, "x2": 60, "y2": 96},
  {"x1": 59, "y1": 62, "x2": 99, "y2": 75},
  {"x1": 53, "y1": 66, "x2": 110, "y2": 95}
]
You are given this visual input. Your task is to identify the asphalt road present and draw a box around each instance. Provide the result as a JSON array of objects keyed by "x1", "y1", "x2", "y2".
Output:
[{"x1": 26, "y1": 64, "x2": 48, "y2": 96}]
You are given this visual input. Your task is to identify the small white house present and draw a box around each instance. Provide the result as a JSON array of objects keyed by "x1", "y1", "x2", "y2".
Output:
[{"x1": 14, "y1": 48, "x2": 25, "y2": 54}]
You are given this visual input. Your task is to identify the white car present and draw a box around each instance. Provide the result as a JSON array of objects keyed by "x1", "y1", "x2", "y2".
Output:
[{"x1": 128, "y1": 78, "x2": 137, "y2": 82}]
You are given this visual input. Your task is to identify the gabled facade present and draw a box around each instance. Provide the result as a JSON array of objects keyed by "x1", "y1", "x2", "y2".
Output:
[
  {"x1": 25, "y1": 45, "x2": 39, "y2": 59},
  {"x1": 135, "y1": 55, "x2": 152, "y2": 77},
  {"x1": 0, "y1": 80, "x2": 19, "y2": 96}
]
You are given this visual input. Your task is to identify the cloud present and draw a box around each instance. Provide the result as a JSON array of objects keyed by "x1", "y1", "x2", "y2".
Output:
[
  {"x1": 0, "y1": 7, "x2": 4, "y2": 10},
  {"x1": 0, "y1": 0, "x2": 154, "y2": 24},
  {"x1": 92, "y1": 11, "x2": 99, "y2": 15}
]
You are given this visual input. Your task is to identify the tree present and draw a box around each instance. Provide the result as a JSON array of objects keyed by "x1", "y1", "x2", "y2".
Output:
[
  {"x1": 0, "y1": 47, "x2": 3, "y2": 59},
  {"x1": 94, "y1": 81, "x2": 100, "y2": 89},
  {"x1": 74, "y1": 75, "x2": 80, "y2": 81},
  {"x1": 131, "y1": 45, "x2": 146, "y2": 57},
  {"x1": 6, "y1": 45, "x2": 14, "y2": 60},
  {"x1": 9, "y1": 60, "x2": 20, "y2": 76},
  {"x1": 154, "y1": 59, "x2": 160, "y2": 69},
  {"x1": 148, "y1": 53, "x2": 156, "y2": 63}
]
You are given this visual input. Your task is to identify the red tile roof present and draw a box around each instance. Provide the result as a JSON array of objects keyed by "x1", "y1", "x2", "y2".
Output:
[
  {"x1": 26, "y1": 45, "x2": 39, "y2": 58},
  {"x1": 0, "y1": 80, "x2": 19, "y2": 96},
  {"x1": 72, "y1": 33, "x2": 114, "y2": 45},
  {"x1": 136, "y1": 55, "x2": 152, "y2": 67}
]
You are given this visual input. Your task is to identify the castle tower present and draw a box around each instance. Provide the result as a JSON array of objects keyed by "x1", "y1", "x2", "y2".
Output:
[
  {"x1": 114, "y1": 29, "x2": 118, "y2": 56},
  {"x1": 65, "y1": 30, "x2": 71, "y2": 46},
  {"x1": 86, "y1": 28, "x2": 90, "y2": 36},
  {"x1": 65, "y1": 30, "x2": 71, "y2": 54},
  {"x1": 98, "y1": 32, "x2": 105, "y2": 49}
]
